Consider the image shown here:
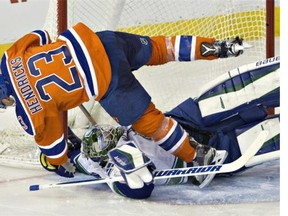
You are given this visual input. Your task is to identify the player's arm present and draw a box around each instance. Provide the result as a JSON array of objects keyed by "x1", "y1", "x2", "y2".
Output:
[
  {"x1": 147, "y1": 35, "x2": 247, "y2": 65},
  {"x1": 36, "y1": 114, "x2": 78, "y2": 178},
  {"x1": 0, "y1": 29, "x2": 50, "y2": 109}
]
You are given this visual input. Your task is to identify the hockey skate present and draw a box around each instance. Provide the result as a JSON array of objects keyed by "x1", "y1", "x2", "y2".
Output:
[
  {"x1": 201, "y1": 36, "x2": 252, "y2": 58},
  {"x1": 189, "y1": 138, "x2": 228, "y2": 188}
]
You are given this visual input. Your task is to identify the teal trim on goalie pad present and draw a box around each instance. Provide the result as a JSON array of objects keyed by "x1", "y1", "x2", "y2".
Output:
[{"x1": 198, "y1": 63, "x2": 279, "y2": 101}]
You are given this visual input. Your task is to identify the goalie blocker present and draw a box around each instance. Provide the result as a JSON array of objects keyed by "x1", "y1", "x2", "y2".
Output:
[{"x1": 166, "y1": 56, "x2": 280, "y2": 168}]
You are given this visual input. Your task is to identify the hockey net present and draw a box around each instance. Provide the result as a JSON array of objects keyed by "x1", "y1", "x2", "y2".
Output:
[{"x1": 0, "y1": 0, "x2": 275, "y2": 168}]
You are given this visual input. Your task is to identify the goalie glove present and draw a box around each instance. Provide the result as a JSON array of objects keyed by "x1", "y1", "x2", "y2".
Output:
[
  {"x1": 72, "y1": 153, "x2": 108, "y2": 177},
  {"x1": 201, "y1": 36, "x2": 251, "y2": 58},
  {"x1": 108, "y1": 141, "x2": 155, "y2": 189}
]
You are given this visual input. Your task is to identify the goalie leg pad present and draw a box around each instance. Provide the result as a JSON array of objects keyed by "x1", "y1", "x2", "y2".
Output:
[
  {"x1": 196, "y1": 56, "x2": 280, "y2": 124},
  {"x1": 209, "y1": 115, "x2": 279, "y2": 171},
  {"x1": 236, "y1": 115, "x2": 280, "y2": 167}
]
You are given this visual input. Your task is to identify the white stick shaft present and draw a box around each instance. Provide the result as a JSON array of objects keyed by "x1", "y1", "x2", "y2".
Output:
[{"x1": 153, "y1": 130, "x2": 268, "y2": 179}]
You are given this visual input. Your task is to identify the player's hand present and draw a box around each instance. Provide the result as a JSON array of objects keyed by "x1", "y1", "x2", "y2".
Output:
[
  {"x1": 108, "y1": 142, "x2": 155, "y2": 189},
  {"x1": 0, "y1": 96, "x2": 15, "y2": 109},
  {"x1": 40, "y1": 152, "x2": 76, "y2": 178}
]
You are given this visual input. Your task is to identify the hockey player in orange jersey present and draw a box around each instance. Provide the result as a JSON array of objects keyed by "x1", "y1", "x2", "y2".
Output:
[{"x1": 0, "y1": 22, "x2": 247, "y2": 184}]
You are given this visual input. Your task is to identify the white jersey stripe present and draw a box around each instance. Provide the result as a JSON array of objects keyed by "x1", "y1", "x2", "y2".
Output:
[
  {"x1": 190, "y1": 36, "x2": 196, "y2": 61},
  {"x1": 174, "y1": 36, "x2": 181, "y2": 61},
  {"x1": 69, "y1": 28, "x2": 99, "y2": 98},
  {"x1": 58, "y1": 35, "x2": 93, "y2": 99}
]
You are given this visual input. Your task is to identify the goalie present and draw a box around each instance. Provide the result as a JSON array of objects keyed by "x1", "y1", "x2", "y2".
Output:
[
  {"x1": 0, "y1": 22, "x2": 247, "y2": 180},
  {"x1": 42, "y1": 56, "x2": 280, "y2": 199}
]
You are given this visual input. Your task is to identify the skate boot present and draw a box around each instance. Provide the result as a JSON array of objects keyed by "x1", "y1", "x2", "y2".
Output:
[
  {"x1": 200, "y1": 36, "x2": 252, "y2": 58},
  {"x1": 189, "y1": 138, "x2": 227, "y2": 188}
]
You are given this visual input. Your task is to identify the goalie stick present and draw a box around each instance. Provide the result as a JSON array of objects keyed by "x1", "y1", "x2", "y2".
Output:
[
  {"x1": 29, "y1": 130, "x2": 268, "y2": 191},
  {"x1": 79, "y1": 104, "x2": 97, "y2": 125}
]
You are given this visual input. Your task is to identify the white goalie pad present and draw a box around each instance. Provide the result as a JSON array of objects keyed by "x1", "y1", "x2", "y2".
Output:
[
  {"x1": 237, "y1": 117, "x2": 280, "y2": 167},
  {"x1": 197, "y1": 56, "x2": 280, "y2": 118}
]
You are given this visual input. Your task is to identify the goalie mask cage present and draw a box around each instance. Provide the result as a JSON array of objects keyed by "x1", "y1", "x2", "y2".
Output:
[{"x1": 0, "y1": 0, "x2": 277, "y2": 168}]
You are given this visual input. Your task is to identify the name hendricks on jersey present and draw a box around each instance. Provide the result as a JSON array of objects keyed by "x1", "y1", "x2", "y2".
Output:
[
  {"x1": 153, "y1": 164, "x2": 222, "y2": 177},
  {"x1": 10, "y1": 57, "x2": 43, "y2": 114}
]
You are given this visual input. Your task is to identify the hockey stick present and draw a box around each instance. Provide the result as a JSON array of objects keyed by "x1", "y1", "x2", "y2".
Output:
[
  {"x1": 79, "y1": 104, "x2": 97, "y2": 125},
  {"x1": 29, "y1": 130, "x2": 268, "y2": 191}
]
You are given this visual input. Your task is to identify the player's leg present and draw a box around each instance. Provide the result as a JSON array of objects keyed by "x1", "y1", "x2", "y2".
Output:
[{"x1": 97, "y1": 30, "x2": 220, "y2": 187}]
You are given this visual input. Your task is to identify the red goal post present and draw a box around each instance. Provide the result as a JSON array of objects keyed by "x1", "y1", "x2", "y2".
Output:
[{"x1": 266, "y1": 0, "x2": 276, "y2": 115}]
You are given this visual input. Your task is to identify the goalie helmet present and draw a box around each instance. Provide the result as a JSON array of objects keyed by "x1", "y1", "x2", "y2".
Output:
[{"x1": 81, "y1": 125, "x2": 124, "y2": 164}]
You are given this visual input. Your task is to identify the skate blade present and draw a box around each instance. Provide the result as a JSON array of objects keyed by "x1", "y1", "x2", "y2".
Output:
[
  {"x1": 199, "y1": 150, "x2": 228, "y2": 188},
  {"x1": 243, "y1": 41, "x2": 253, "y2": 49}
]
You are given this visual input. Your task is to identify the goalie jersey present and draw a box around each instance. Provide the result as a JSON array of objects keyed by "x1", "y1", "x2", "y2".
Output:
[{"x1": 1, "y1": 22, "x2": 217, "y2": 166}]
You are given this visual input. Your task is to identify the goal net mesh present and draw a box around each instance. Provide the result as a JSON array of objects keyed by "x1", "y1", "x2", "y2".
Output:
[{"x1": 0, "y1": 0, "x2": 270, "y2": 168}]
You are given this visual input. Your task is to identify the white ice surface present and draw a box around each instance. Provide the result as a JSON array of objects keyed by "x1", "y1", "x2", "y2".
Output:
[{"x1": 0, "y1": 159, "x2": 280, "y2": 216}]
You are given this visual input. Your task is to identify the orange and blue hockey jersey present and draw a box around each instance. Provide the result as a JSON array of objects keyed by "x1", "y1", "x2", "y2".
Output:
[
  {"x1": 1, "y1": 23, "x2": 113, "y2": 165},
  {"x1": 1, "y1": 22, "x2": 216, "y2": 165}
]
